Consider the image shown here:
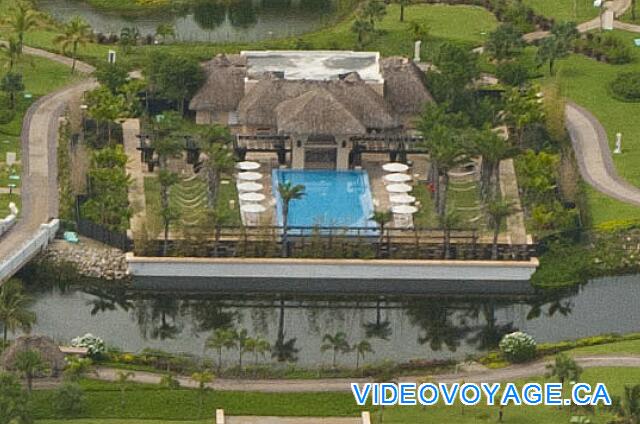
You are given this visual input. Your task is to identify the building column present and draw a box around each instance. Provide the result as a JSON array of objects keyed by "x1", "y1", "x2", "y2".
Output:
[
  {"x1": 336, "y1": 138, "x2": 350, "y2": 170},
  {"x1": 291, "y1": 136, "x2": 305, "y2": 169}
]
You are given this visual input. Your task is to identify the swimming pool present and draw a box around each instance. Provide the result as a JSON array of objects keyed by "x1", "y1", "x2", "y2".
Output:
[{"x1": 272, "y1": 169, "x2": 376, "y2": 229}]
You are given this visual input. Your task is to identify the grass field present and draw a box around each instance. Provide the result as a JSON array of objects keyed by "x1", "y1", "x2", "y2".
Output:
[
  {"x1": 522, "y1": 0, "x2": 600, "y2": 23},
  {"x1": 542, "y1": 31, "x2": 640, "y2": 225}
]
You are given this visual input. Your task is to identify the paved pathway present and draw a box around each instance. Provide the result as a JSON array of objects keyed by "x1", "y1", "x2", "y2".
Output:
[
  {"x1": 566, "y1": 102, "x2": 640, "y2": 206},
  {"x1": 613, "y1": 20, "x2": 640, "y2": 32},
  {"x1": 94, "y1": 355, "x2": 640, "y2": 393},
  {"x1": 0, "y1": 43, "x2": 95, "y2": 283},
  {"x1": 122, "y1": 119, "x2": 147, "y2": 239}
]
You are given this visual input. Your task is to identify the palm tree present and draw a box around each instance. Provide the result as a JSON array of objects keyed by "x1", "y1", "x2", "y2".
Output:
[
  {"x1": 232, "y1": 328, "x2": 250, "y2": 370},
  {"x1": 429, "y1": 137, "x2": 468, "y2": 218},
  {"x1": 63, "y1": 357, "x2": 93, "y2": 382},
  {"x1": 199, "y1": 142, "x2": 235, "y2": 209},
  {"x1": 3, "y1": 1, "x2": 42, "y2": 54},
  {"x1": 1, "y1": 37, "x2": 21, "y2": 71},
  {"x1": 0, "y1": 278, "x2": 36, "y2": 344},
  {"x1": 607, "y1": 384, "x2": 640, "y2": 424},
  {"x1": 472, "y1": 130, "x2": 518, "y2": 201},
  {"x1": 54, "y1": 16, "x2": 92, "y2": 74},
  {"x1": 116, "y1": 371, "x2": 134, "y2": 410},
  {"x1": 155, "y1": 23, "x2": 175, "y2": 43},
  {"x1": 277, "y1": 181, "x2": 305, "y2": 257},
  {"x1": 158, "y1": 169, "x2": 180, "y2": 256},
  {"x1": 14, "y1": 349, "x2": 46, "y2": 393},
  {"x1": 352, "y1": 340, "x2": 374, "y2": 369},
  {"x1": 351, "y1": 17, "x2": 373, "y2": 49},
  {"x1": 395, "y1": 0, "x2": 411, "y2": 22},
  {"x1": 546, "y1": 353, "x2": 582, "y2": 386},
  {"x1": 438, "y1": 207, "x2": 461, "y2": 260},
  {"x1": 486, "y1": 199, "x2": 518, "y2": 260},
  {"x1": 361, "y1": 0, "x2": 387, "y2": 30},
  {"x1": 205, "y1": 328, "x2": 236, "y2": 372},
  {"x1": 371, "y1": 209, "x2": 392, "y2": 257},
  {"x1": 1, "y1": 72, "x2": 25, "y2": 110},
  {"x1": 321, "y1": 331, "x2": 350, "y2": 368},
  {"x1": 191, "y1": 370, "x2": 214, "y2": 418},
  {"x1": 271, "y1": 300, "x2": 299, "y2": 363},
  {"x1": 253, "y1": 338, "x2": 271, "y2": 365}
]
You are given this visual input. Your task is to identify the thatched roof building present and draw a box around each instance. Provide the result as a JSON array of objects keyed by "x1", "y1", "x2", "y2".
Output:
[
  {"x1": 189, "y1": 51, "x2": 433, "y2": 134},
  {"x1": 1, "y1": 335, "x2": 66, "y2": 376}
]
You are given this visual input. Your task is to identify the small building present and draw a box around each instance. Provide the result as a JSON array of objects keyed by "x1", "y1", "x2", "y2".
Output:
[{"x1": 189, "y1": 50, "x2": 433, "y2": 169}]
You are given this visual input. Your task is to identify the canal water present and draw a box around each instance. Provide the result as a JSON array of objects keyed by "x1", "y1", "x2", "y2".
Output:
[
  {"x1": 24, "y1": 274, "x2": 640, "y2": 368},
  {"x1": 36, "y1": 0, "x2": 340, "y2": 43}
]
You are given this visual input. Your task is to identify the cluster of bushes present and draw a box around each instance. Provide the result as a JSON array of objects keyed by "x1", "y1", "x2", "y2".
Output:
[
  {"x1": 537, "y1": 332, "x2": 640, "y2": 356},
  {"x1": 609, "y1": 71, "x2": 640, "y2": 102},
  {"x1": 105, "y1": 348, "x2": 202, "y2": 374},
  {"x1": 574, "y1": 32, "x2": 634, "y2": 64},
  {"x1": 94, "y1": 32, "x2": 157, "y2": 45}
]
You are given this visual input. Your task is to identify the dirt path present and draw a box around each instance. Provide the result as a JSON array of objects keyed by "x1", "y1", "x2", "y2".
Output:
[{"x1": 93, "y1": 355, "x2": 640, "y2": 393}]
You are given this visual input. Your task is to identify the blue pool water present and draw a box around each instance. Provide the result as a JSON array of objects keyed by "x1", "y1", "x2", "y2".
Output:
[{"x1": 272, "y1": 170, "x2": 376, "y2": 228}]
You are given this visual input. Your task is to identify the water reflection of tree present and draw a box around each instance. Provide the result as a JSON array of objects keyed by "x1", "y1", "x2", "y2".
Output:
[
  {"x1": 272, "y1": 300, "x2": 299, "y2": 362},
  {"x1": 465, "y1": 301, "x2": 516, "y2": 351},
  {"x1": 132, "y1": 297, "x2": 184, "y2": 341},
  {"x1": 406, "y1": 300, "x2": 470, "y2": 352},
  {"x1": 191, "y1": 0, "x2": 257, "y2": 30},
  {"x1": 84, "y1": 285, "x2": 133, "y2": 316},
  {"x1": 362, "y1": 299, "x2": 392, "y2": 341},
  {"x1": 187, "y1": 299, "x2": 237, "y2": 333}
]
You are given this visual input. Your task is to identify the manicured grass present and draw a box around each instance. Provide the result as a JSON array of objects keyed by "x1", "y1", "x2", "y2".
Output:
[
  {"x1": 565, "y1": 338, "x2": 640, "y2": 356},
  {"x1": 37, "y1": 421, "x2": 208, "y2": 424},
  {"x1": 542, "y1": 30, "x2": 640, "y2": 225},
  {"x1": 379, "y1": 367, "x2": 640, "y2": 423},
  {"x1": 522, "y1": 0, "x2": 599, "y2": 23},
  {"x1": 30, "y1": 379, "x2": 361, "y2": 420}
]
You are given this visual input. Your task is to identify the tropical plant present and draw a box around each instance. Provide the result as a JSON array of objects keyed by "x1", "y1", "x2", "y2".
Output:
[
  {"x1": 395, "y1": 0, "x2": 411, "y2": 22},
  {"x1": 63, "y1": 357, "x2": 93, "y2": 382},
  {"x1": 321, "y1": 331, "x2": 350, "y2": 368},
  {"x1": 272, "y1": 300, "x2": 299, "y2": 363},
  {"x1": 438, "y1": 207, "x2": 461, "y2": 260},
  {"x1": 155, "y1": 23, "x2": 176, "y2": 43},
  {"x1": 607, "y1": 384, "x2": 640, "y2": 424},
  {"x1": 85, "y1": 86, "x2": 128, "y2": 144},
  {"x1": 0, "y1": 38, "x2": 21, "y2": 71},
  {"x1": 499, "y1": 331, "x2": 537, "y2": 363},
  {"x1": 160, "y1": 373, "x2": 181, "y2": 389},
  {"x1": 116, "y1": 371, "x2": 134, "y2": 410},
  {"x1": 119, "y1": 26, "x2": 140, "y2": 54},
  {"x1": 485, "y1": 23, "x2": 524, "y2": 61},
  {"x1": 430, "y1": 138, "x2": 468, "y2": 218},
  {"x1": 2, "y1": 1, "x2": 43, "y2": 54},
  {"x1": 54, "y1": 382, "x2": 85, "y2": 415},
  {"x1": 546, "y1": 353, "x2": 582, "y2": 385},
  {"x1": 206, "y1": 328, "x2": 236, "y2": 371},
  {"x1": 0, "y1": 72, "x2": 25, "y2": 110},
  {"x1": 232, "y1": 328, "x2": 250, "y2": 370},
  {"x1": 158, "y1": 169, "x2": 180, "y2": 256},
  {"x1": 472, "y1": 130, "x2": 518, "y2": 201},
  {"x1": 352, "y1": 340, "x2": 374, "y2": 369},
  {"x1": 199, "y1": 142, "x2": 235, "y2": 209},
  {"x1": 191, "y1": 371, "x2": 214, "y2": 418},
  {"x1": 14, "y1": 349, "x2": 47, "y2": 393},
  {"x1": 361, "y1": 0, "x2": 386, "y2": 30},
  {"x1": 371, "y1": 209, "x2": 392, "y2": 255},
  {"x1": 0, "y1": 279, "x2": 35, "y2": 344},
  {"x1": 502, "y1": 86, "x2": 545, "y2": 146},
  {"x1": 95, "y1": 62, "x2": 129, "y2": 95},
  {"x1": 536, "y1": 22, "x2": 579, "y2": 75},
  {"x1": 71, "y1": 333, "x2": 106, "y2": 358},
  {"x1": 486, "y1": 199, "x2": 518, "y2": 260},
  {"x1": 54, "y1": 16, "x2": 92, "y2": 74},
  {"x1": 351, "y1": 17, "x2": 373, "y2": 49},
  {"x1": 277, "y1": 181, "x2": 305, "y2": 256},
  {"x1": 0, "y1": 372, "x2": 32, "y2": 424}
]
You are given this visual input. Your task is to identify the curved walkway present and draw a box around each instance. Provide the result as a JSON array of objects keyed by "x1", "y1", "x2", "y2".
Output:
[
  {"x1": 0, "y1": 45, "x2": 96, "y2": 283},
  {"x1": 93, "y1": 355, "x2": 640, "y2": 393},
  {"x1": 566, "y1": 102, "x2": 640, "y2": 206}
]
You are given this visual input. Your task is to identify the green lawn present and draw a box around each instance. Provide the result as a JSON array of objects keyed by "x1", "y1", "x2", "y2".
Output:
[
  {"x1": 522, "y1": 0, "x2": 599, "y2": 23},
  {"x1": 566, "y1": 338, "x2": 640, "y2": 356},
  {"x1": 38, "y1": 421, "x2": 208, "y2": 424},
  {"x1": 542, "y1": 31, "x2": 640, "y2": 225}
]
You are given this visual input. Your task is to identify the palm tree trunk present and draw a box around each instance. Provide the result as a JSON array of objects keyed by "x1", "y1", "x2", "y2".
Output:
[
  {"x1": 444, "y1": 230, "x2": 451, "y2": 260},
  {"x1": 3, "y1": 327, "x2": 7, "y2": 344},
  {"x1": 492, "y1": 225, "x2": 500, "y2": 260},
  {"x1": 332, "y1": 350, "x2": 337, "y2": 368},
  {"x1": 356, "y1": 353, "x2": 360, "y2": 369},
  {"x1": 281, "y1": 202, "x2": 289, "y2": 257},
  {"x1": 439, "y1": 173, "x2": 449, "y2": 217},
  {"x1": 218, "y1": 348, "x2": 222, "y2": 372},
  {"x1": 239, "y1": 349, "x2": 243, "y2": 370},
  {"x1": 71, "y1": 43, "x2": 78, "y2": 74},
  {"x1": 400, "y1": 5, "x2": 404, "y2": 22}
]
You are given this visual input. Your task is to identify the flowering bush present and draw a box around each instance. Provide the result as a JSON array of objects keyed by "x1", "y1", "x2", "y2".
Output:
[
  {"x1": 499, "y1": 331, "x2": 537, "y2": 363},
  {"x1": 71, "y1": 333, "x2": 106, "y2": 358}
]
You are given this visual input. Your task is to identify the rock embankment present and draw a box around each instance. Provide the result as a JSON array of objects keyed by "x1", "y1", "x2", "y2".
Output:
[{"x1": 44, "y1": 238, "x2": 128, "y2": 281}]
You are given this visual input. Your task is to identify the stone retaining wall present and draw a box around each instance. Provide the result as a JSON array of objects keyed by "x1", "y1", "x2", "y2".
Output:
[{"x1": 44, "y1": 238, "x2": 128, "y2": 281}]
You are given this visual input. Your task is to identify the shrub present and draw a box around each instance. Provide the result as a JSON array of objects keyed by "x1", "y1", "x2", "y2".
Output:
[
  {"x1": 496, "y1": 61, "x2": 529, "y2": 86},
  {"x1": 71, "y1": 333, "x2": 106, "y2": 358},
  {"x1": 610, "y1": 72, "x2": 640, "y2": 102},
  {"x1": 0, "y1": 108, "x2": 15, "y2": 124},
  {"x1": 575, "y1": 33, "x2": 633, "y2": 64},
  {"x1": 54, "y1": 382, "x2": 85, "y2": 415},
  {"x1": 499, "y1": 332, "x2": 537, "y2": 363}
]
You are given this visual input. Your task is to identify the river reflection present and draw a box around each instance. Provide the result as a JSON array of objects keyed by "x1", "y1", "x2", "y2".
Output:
[
  {"x1": 24, "y1": 275, "x2": 640, "y2": 367},
  {"x1": 36, "y1": 0, "x2": 339, "y2": 43}
]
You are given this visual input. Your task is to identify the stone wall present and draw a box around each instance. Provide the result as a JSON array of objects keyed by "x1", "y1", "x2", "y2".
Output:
[{"x1": 44, "y1": 238, "x2": 128, "y2": 281}]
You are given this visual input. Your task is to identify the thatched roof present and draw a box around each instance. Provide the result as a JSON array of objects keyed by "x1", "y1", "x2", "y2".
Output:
[
  {"x1": 189, "y1": 54, "x2": 247, "y2": 112},
  {"x1": 276, "y1": 88, "x2": 366, "y2": 136},
  {"x1": 381, "y1": 57, "x2": 433, "y2": 119},
  {"x1": 238, "y1": 77, "x2": 396, "y2": 131},
  {"x1": 1, "y1": 335, "x2": 66, "y2": 376}
]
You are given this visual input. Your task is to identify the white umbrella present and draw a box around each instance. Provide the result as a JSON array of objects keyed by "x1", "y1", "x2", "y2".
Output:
[
  {"x1": 239, "y1": 192, "x2": 266, "y2": 203},
  {"x1": 389, "y1": 194, "x2": 416, "y2": 204},
  {"x1": 241, "y1": 204, "x2": 267, "y2": 213},
  {"x1": 384, "y1": 173, "x2": 412, "y2": 184},
  {"x1": 391, "y1": 205, "x2": 418, "y2": 214},
  {"x1": 386, "y1": 183, "x2": 412, "y2": 193},
  {"x1": 237, "y1": 182, "x2": 263, "y2": 192},
  {"x1": 382, "y1": 162, "x2": 409, "y2": 173},
  {"x1": 236, "y1": 161, "x2": 261, "y2": 171},
  {"x1": 238, "y1": 172, "x2": 262, "y2": 181}
]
